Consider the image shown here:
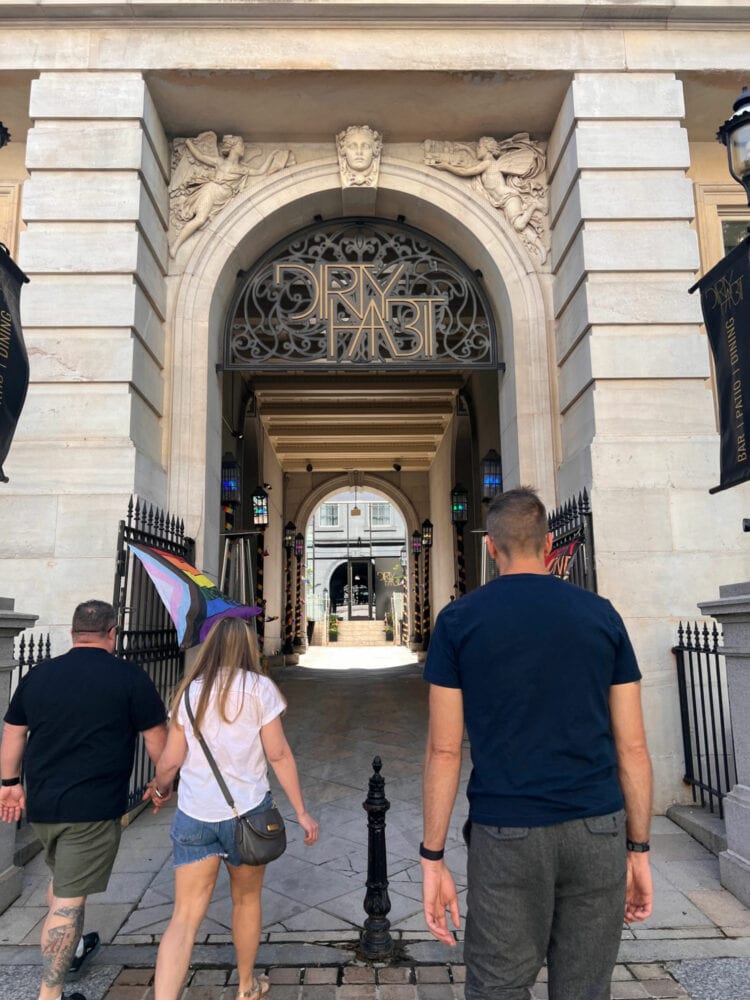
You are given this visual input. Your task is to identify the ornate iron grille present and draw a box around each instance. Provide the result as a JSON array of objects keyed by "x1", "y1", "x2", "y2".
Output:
[
  {"x1": 113, "y1": 497, "x2": 195, "y2": 809},
  {"x1": 225, "y1": 218, "x2": 497, "y2": 370},
  {"x1": 546, "y1": 490, "x2": 597, "y2": 593}
]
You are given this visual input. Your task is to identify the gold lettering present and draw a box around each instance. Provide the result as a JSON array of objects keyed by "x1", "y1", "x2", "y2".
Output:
[
  {"x1": 0, "y1": 309, "x2": 11, "y2": 360},
  {"x1": 275, "y1": 261, "x2": 448, "y2": 362},
  {"x1": 274, "y1": 264, "x2": 320, "y2": 321}
]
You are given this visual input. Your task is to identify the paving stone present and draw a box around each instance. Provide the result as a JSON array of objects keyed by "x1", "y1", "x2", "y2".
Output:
[
  {"x1": 115, "y1": 968, "x2": 154, "y2": 984},
  {"x1": 450, "y1": 967, "x2": 466, "y2": 983},
  {"x1": 610, "y1": 982, "x2": 650, "y2": 999},
  {"x1": 342, "y1": 965, "x2": 376, "y2": 983},
  {"x1": 183, "y1": 989, "x2": 230, "y2": 1000},
  {"x1": 379, "y1": 986, "x2": 418, "y2": 1000},
  {"x1": 269, "y1": 966, "x2": 302, "y2": 983},
  {"x1": 414, "y1": 986, "x2": 453, "y2": 1000},
  {"x1": 630, "y1": 964, "x2": 669, "y2": 980},
  {"x1": 304, "y1": 968, "x2": 339, "y2": 983},
  {"x1": 337, "y1": 987, "x2": 378, "y2": 999},
  {"x1": 255, "y1": 988, "x2": 299, "y2": 1000},
  {"x1": 378, "y1": 968, "x2": 412, "y2": 983},
  {"x1": 297, "y1": 987, "x2": 336, "y2": 1000},
  {"x1": 415, "y1": 966, "x2": 450, "y2": 983},
  {"x1": 639, "y1": 980, "x2": 686, "y2": 998},
  {"x1": 101, "y1": 988, "x2": 153, "y2": 1000},
  {"x1": 191, "y1": 969, "x2": 230, "y2": 984}
]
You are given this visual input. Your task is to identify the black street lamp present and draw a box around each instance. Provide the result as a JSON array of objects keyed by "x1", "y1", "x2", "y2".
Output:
[
  {"x1": 451, "y1": 485, "x2": 469, "y2": 596},
  {"x1": 294, "y1": 531, "x2": 304, "y2": 647},
  {"x1": 251, "y1": 486, "x2": 269, "y2": 527},
  {"x1": 221, "y1": 454, "x2": 241, "y2": 532},
  {"x1": 282, "y1": 521, "x2": 296, "y2": 655},
  {"x1": 421, "y1": 519, "x2": 433, "y2": 647},
  {"x1": 251, "y1": 486, "x2": 269, "y2": 651},
  {"x1": 411, "y1": 530, "x2": 423, "y2": 647},
  {"x1": 481, "y1": 449, "x2": 503, "y2": 503},
  {"x1": 717, "y1": 85, "x2": 750, "y2": 206}
]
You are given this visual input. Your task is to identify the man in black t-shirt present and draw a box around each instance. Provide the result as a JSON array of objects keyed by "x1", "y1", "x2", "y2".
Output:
[
  {"x1": 0, "y1": 600, "x2": 169, "y2": 1000},
  {"x1": 420, "y1": 488, "x2": 654, "y2": 1000}
]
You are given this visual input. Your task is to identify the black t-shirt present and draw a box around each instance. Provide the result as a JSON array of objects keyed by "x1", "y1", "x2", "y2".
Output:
[
  {"x1": 424, "y1": 574, "x2": 642, "y2": 827},
  {"x1": 4, "y1": 646, "x2": 167, "y2": 823}
]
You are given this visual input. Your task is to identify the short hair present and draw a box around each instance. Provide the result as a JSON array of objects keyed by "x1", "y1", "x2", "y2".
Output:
[
  {"x1": 71, "y1": 600, "x2": 116, "y2": 635},
  {"x1": 485, "y1": 487, "x2": 548, "y2": 560}
]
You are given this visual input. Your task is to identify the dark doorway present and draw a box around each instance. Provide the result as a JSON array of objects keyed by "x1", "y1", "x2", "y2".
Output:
[{"x1": 330, "y1": 559, "x2": 376, "y2": 619}]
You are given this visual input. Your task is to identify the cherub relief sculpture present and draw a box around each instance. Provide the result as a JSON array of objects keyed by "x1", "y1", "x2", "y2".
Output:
[
  {"x1": 336, "y1": 125, "x2": 383, "y2": 188},
  {"x1": 423, "y1": 133, "x2": 549, "y2": 263},
  {"x1": 169, "y1": 132, "x2": 294, "y2": 257}
]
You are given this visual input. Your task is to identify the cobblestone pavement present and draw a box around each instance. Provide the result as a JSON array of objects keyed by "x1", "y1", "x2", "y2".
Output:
[
  {"x1": 97, "y1": 961, "x2": 693, "y2": 1000},
  {"x1": 2, "y1": 656, "x2": 750, "y2": 999}
]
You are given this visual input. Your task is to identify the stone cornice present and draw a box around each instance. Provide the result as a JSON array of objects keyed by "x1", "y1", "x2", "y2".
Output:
[{"x1": 0, "y1": 0, "x2": 749, "y2": 25}]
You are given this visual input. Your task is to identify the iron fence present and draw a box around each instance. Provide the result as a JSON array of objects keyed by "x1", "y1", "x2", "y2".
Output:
[
  {"x1": 10, "y1": 631, "x2": 51, "y2": 830},
  {"x1": 113, "y1": 496, "x2": 194, "y2": 809},
  {"x1": 673, "y1": 620, "x2": 736, "y2": 817},
  {"x1": 546, "y1": 489, "x2": 597, "y2": 593}
]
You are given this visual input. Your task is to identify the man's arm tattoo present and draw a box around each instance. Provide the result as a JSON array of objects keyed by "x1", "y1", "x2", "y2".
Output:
[{"x1": 41, "y1": 902, "x2": 85, "y2": 989}]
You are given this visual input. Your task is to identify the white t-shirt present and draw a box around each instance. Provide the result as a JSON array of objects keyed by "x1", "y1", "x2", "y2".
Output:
[{"x1": 175, "y1": 670, "x2": 286, "y2": 821}]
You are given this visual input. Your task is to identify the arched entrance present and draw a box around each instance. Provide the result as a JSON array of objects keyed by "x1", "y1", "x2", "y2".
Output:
[{"x1": 168, "y1": 158, "x2": 555, "y2": 653}]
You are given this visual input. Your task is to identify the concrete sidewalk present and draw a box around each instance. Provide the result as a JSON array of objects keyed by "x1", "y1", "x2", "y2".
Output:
[{"x1": 1, "y1": 657, "x2": 749, "y2": 999}]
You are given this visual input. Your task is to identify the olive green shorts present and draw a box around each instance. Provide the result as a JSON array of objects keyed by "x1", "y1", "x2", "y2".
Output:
[{"x1": 32, "y1": 819, "x2": 122, "y2": 898}]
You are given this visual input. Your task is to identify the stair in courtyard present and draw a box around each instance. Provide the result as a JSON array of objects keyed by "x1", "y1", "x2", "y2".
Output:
[{"x1": 310, "y1": 619, "x2": 394, "y2": 646}]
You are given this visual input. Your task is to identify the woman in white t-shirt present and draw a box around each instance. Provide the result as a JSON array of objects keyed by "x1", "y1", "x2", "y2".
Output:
[{"x1": 147, "y1": 616, "x2": 318, "y2": 1000}]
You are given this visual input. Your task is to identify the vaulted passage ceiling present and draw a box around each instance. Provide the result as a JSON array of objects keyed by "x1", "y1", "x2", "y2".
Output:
[{"x1": 251, "y1": 375, "x2": 461, "y2": 473}]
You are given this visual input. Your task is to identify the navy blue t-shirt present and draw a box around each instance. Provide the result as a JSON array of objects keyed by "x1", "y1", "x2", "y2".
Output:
[
  {"x1": 424, "y1": 574, "x2": 641, "y2": 827},
  {"x1": 5, "y1": 647, "x2": 167, "y2": 823}
]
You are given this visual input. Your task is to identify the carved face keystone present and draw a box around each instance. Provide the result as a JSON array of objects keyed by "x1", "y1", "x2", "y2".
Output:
[{"x1": 344, "y1": 130, "x2": 375, "y2": 172}]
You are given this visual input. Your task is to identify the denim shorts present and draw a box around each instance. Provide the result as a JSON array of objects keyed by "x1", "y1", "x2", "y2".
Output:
[{"x1": 170, "y1": 790, "x2": 273, "y2": 868}]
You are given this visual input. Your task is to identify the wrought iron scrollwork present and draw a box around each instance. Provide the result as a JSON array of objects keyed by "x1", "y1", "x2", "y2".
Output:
[{"x1": 224, "y1": 219, "x2": 497, "y2": 370}]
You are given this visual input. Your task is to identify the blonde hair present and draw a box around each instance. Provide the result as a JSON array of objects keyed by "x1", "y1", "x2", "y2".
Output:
[{"x1": 171, "y1": 617, "x2": 284, "y2": 736}]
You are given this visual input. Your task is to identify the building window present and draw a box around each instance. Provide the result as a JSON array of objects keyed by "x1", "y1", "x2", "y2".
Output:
[
  {"x1": 370, "y1": 503, "x2": 392, "y2": 527},
  {"x1": 319, "y1": 503, "x2": 339, "y2": 527},
  {"x1": 722, "y1": 219, "x2": 749, "y2": 254}
]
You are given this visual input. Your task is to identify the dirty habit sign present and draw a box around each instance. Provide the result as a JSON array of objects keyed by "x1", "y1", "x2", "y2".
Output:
[
  {"x1": 0, "y1": 243, "x2": 30, "y2": 483},
  {"x1": 691, "y1": 234, "x2": 750, "y2": 494}
]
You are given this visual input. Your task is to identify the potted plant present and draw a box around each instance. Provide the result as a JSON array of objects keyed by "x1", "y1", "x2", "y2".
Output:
[
  {"x1": 328, "y1": 616, "x2": 339, "y2": 642},
  {"x1": 384, "y1": 612, "x2": 394, "y2": 642}
]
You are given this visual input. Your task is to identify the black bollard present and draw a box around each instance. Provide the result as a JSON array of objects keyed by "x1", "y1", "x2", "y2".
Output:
[{"x1": 359, "y1": 756, "x2": 394, "y2": 960}]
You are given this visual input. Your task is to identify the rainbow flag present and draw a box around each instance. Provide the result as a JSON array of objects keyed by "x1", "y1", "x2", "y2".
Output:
[{"x1": 128, "y1": 542, "x2": 261, "y2": 649}]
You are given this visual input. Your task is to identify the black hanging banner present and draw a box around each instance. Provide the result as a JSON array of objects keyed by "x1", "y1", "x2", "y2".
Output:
[
  {"x1": 690, "y1": 234, "x2": 750, "y2": 494},
  {"x1": 0, "y1": 243, "x2": 30, "y2": 483}
]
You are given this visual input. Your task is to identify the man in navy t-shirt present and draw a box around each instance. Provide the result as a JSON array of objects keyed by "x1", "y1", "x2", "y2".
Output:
[
  {"x1": 0, "y1": 600, "x2": 169, "y2": 1000},
  {"x1": 420, "y1": 488, "x2": 653, "y2": 1000}
]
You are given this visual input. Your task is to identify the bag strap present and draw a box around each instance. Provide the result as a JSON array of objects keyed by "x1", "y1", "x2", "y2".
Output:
[{"x1": 183, "y1": 690, "x2": 239, "y2": 817}]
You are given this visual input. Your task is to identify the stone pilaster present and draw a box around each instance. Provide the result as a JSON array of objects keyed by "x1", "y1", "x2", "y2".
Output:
[
  {"x1": 0, "y1": 598, "x2": 37, "y2": 914},
  {"x1": 547, "y1": 73, "x2": 710, "y2": 810},
  {"x1": 699, "y1": 584, "x2": 750, "y2": 907},
  {"x1": 3, "y1": 72, "x2": 170, "y2": 628}
]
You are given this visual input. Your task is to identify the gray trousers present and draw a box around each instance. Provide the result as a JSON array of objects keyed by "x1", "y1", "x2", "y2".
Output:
[{"x1": 464, "y1": 811, "x2": 627, "y2": 1000}]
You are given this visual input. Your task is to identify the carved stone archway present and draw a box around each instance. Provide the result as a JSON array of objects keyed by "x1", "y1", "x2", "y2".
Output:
[
  {"x1": 293, "y1": 473, "x2": 420, "y2": 539},
  {"x1": 169, "y1": 156, "x2": 556, "y2": 561}
]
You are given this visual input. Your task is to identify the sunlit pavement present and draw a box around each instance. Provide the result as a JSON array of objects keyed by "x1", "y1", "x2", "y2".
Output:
[{"x1": 296, "y1": 644, "x2": 421, "y2": 671}]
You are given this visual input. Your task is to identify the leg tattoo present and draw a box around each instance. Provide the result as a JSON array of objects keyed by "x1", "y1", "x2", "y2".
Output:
[{"x1": 41, "y1": 901, "x2": 85, "y2": 989}]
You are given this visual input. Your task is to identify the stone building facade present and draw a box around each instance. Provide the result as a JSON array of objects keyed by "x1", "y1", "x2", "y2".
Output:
[{"x1": 1, "y1": 1, "x2": 749, "y2": 811}]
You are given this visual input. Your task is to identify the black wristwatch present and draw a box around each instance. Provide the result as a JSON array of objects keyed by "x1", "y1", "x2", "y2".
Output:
[
  {"x1": 419, "y1": 842, "x2": 445, "y2": 861},
  {"x1": 1, "y1": 777, "x2": 21, "y2": 787},
  {"x1": 626, "y1": 839, "x2": 650, "y2": 853}
]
